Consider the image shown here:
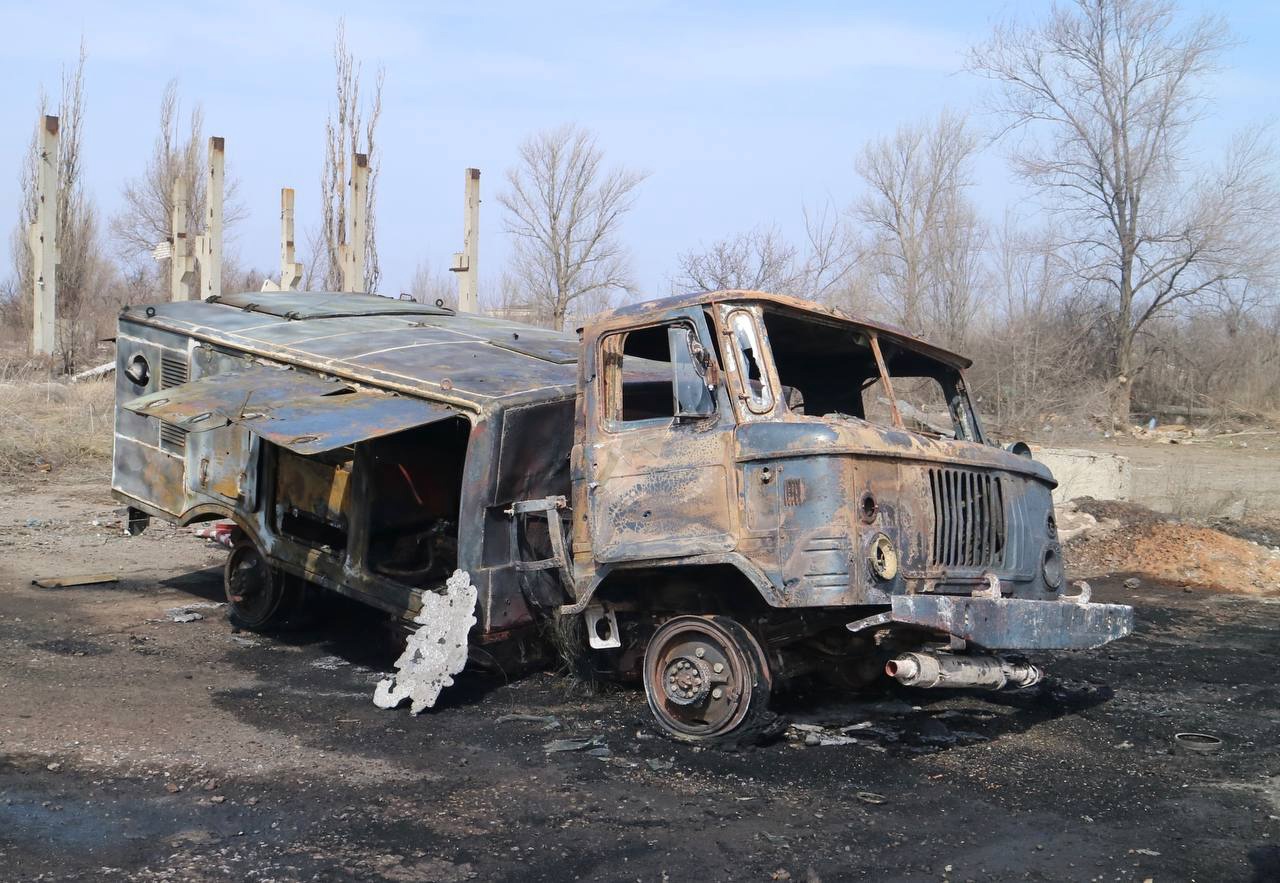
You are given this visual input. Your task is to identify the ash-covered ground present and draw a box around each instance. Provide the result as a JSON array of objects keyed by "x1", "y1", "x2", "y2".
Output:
[{"x1": 1, "y1": 472, "x2": 1277, "y2": 882}]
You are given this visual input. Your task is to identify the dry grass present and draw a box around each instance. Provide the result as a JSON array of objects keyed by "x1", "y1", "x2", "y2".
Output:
[{"x1": 0, "y1": 376, "x2": 115, "y2": 477}]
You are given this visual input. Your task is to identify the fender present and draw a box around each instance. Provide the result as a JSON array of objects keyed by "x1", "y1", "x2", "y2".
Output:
[{"x1": 560, "y1": 551, "x2": 786, "y2": 615}]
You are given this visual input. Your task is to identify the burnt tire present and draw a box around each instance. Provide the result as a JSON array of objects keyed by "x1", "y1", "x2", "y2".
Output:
[
  {"x1": 223, "y1": 540, "x2": 301, "y2": 631},
  {"x1": 642, "y1": 615, "x2": 780, "y2": 747}
]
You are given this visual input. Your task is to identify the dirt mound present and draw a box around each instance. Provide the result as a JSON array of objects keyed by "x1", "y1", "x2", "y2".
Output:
[{"x1": 1067, "y1": 517, "x2": 1280, "y2": 595}]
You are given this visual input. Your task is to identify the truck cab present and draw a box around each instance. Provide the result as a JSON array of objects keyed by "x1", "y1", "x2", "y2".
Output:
[{"x1": 562, "y1": 291, "x2": 1131, "y2": 742}]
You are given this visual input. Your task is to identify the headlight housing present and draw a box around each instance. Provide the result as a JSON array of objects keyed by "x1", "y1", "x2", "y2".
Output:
[
  {"x1": 1042, "y1": 545, "x2": 1064, "y2": 588},
  {"x1": 869, "y1": 534, "x2": 898, "y2": 581}
]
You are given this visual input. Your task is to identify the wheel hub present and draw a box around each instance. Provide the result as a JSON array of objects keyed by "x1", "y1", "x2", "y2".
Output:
[{"x1": 662, "y1": 655, "x2": 712, "y2": 705}]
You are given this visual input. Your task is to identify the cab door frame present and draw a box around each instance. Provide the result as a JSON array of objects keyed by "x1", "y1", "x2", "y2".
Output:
[{"x1": 577, "y1": 306, "x2": 738, "y2": 565}]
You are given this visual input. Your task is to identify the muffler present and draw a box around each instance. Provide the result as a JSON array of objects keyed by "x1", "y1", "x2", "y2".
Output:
[{"x1": 886, "y1": 651, "x2": 1042, "y2": 690}]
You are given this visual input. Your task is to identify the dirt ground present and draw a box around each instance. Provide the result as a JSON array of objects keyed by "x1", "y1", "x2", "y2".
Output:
[{"x1": 2, "y1": 465, "x2": 1279, "y2": 882}]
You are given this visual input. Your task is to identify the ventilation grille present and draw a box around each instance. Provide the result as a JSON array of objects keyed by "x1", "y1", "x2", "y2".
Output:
[
  {"x1": 159, "y1": 421, "x2": 188, "y2": 455},
  {"x1": 927, "y1": 468, "x2": 1006, "y2": 569},
  {"x1": 160, "y1": 352, "x2": 188, "y2": 389},
  {"x1": 783, "y1": 478, "x2": 805, "y2": 507}
]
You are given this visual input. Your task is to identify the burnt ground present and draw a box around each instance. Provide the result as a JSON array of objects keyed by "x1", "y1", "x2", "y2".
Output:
[{"x1": 1, "y1": 472, "x2": 1278, "y2": 882}]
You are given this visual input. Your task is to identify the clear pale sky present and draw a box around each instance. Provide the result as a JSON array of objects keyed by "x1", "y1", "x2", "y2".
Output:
[{"x1": 0, "y1": 0, "x2": 1276, "y2": 300}]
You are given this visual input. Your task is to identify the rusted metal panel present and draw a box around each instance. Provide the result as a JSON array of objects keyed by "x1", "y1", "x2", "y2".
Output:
[
  {"x1": 209, "y1": 290, "x2": 451, "y2": 320},
  {"x1": 123, "y1": 368, "x2": 344, "y2": 431},
  {"x1": 121, "y1": 294, "x2": 580, "y2": 409},
  {"x1": 122, "y1": 364, "x2": 459, "y2": 456},
  {"x1": 885, "y1": 594, "x2": 1134, "y2": 650},
  {"x1": 238, "y1": 392, "x2": 456, "y2": 456}
]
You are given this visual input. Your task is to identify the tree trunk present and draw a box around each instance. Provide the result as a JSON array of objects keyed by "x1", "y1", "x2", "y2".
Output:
[{"x1": 1109, "y1": 327, "x2": 1134, "y2": 430}]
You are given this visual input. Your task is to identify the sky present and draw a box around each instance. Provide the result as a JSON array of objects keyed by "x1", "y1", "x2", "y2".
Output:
[{"x1": 0, "y1": 0, "x2": 1277, "y2": 301}]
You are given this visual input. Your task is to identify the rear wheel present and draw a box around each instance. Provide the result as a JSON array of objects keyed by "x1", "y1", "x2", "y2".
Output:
[
  {"x1": 642, "y1": 615, "x2": 778, "y2": 745},
  {"x1": 224, "y1": 540, "x2": 299, "y2": 631}
]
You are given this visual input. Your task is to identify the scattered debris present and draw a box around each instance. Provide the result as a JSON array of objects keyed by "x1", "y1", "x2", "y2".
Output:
[
  {"x1": 1174, "y1": 732, "x2": 1223, "y2": 754},
  {"x1": 193, "y1": 521, "x2": 235, "y2": 548},
  {"x1": 32, "y1": 573, "x2": 118, "y2": 588},
  {"x1": 496, "y1": 713, "x2": 561, "y2": 730},
  {"x1": 72, "y1": 361, "x2": 115, "y2": 382},
  {"x1": 1054, "y1": 501, "x2": 1120, "y2": 543},
  {"x1": 543, "y1": 735, "x2": 606, "y2": 754},
  {"x1": 1124, "y1": 576, "x2": 1142, "y2": 589},
  {"x1": 855, "y1": 792, "x2": 887, "y2": 805},
  {"x1": 646, "y1": 758, "x2": 675, "y2": 772},
  {"x1": 45, "y1": 762, "x2": 62, "y2": 773},
  {"x1": 163, "y1": 603, "x2": 224, "y2": 622},
  {"x1": 374, "y1": 570, "x2": 477, "y2": 714}
]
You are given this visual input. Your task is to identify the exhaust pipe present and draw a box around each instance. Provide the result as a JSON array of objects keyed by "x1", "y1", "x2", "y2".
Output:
[{"x1": 886, "y1": 652, "x2": 1042, "y2": 690}]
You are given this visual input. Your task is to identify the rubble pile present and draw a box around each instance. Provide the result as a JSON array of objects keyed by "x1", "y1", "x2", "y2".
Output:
[{"x1": 1063, "y1": 500, "x2": 1280, "y2": 595}]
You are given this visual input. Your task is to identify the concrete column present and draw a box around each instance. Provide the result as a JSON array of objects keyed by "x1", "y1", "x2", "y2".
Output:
[
  {"x1": 280, "y1": 187, "x2": 303, "y2": 290},
  {"x1": 170, "y1": 175, "x2": 197, "y2": 301},
  {"x1": 196, "y1": 136, "x2": 224, "y2": 300},
  {"x1": 451, "y1": 168, "x2": 480, "y2": 313},
  {"x1": 29, "y1": 115, "x2": 59, "y2": 355},
  {"x1": 341, "y1": 152, "x2": 369, "y2": 293}
]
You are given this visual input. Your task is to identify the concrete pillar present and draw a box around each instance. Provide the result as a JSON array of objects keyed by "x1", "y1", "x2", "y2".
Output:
[
  {"x1": 341, "y1": 152, "x2": 369, "y2": 293},
  {"x1": 450, "y1": 168, "x2": 480, "y2": 313},
  {"x1": 29, "y1": 115, "x2": 59, "y2": 356},
  {"x1": 280, "y1": 187, "x2": 303, "y2": 290},
  {"x1": 170, "y1": 175, "x2": 197, "y2": 301},
  {"x1": 195, "y1": 136, "x2": 224, "y2": 300}
]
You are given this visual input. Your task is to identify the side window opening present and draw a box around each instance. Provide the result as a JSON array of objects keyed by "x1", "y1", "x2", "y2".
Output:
[
  {"x1": 603, "y1": 323, "x2": 716, "y2": 428},
  {"x1": 727, "y1": 311, "x2": 773, "y2": 412}
]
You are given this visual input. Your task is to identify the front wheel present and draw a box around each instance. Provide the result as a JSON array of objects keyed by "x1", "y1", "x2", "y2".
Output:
[{"x1": 642, "y1": 615, "x2": 778, "y2": 745}]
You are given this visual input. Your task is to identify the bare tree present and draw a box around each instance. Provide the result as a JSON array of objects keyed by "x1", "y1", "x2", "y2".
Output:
[
  {"x1": 798, "y1": 200, "x2": 858, "y2": 301},
  {"x1": 855, "y1": 110, "x2": 985, "y2": 342},
  {"x1": 970, "y1": 0, "x2": 1279, "y2": 424},
  {"x1": 673, "y1": 226, "x2": 800, "y2": 294},
  {"x1": 408, "y1": 259, "x2": 454, "y2": 308},
  {"x1": 114, "y1": 82, "x2": 203, "y2": 264},
  {"x1": 499, "y1": 124, "x2": 648, "y2": 329},
  {"x1": 319, "y1": 19, "x2": 384, "y2": 293},
  {"x1": 111, "y1": 80, "x2": 244, "y2": 297}
]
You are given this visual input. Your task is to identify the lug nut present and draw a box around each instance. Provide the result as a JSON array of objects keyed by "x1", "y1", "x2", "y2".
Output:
[
  {"x1": 713, "y1": 662, "x2": 724, "y2": 673},
  {"x1": 695, "y1": 647, "x2": 705, "y2": 658},
  {"x1": 712, "y1": 688, "x2": 723, "y2": 699}
]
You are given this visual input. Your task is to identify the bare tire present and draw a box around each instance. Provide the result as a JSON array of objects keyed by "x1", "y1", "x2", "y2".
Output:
[
  {"x1": 224, "y1": 540, "x2": 299, "y2": 631},
  {"x1": 642, "y1": 615, "x2": 778, "y2": 745}
]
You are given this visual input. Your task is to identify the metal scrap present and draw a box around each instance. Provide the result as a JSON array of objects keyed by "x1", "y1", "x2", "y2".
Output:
[{"x1": 374, "y1": 570, "x2": 477, "y2": 714}]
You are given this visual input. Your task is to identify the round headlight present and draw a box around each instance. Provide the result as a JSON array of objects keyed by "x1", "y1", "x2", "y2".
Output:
[
  {"x1": 869, "y1": 534, "x2": 899, "y2": 581},
  {"x1": 1042, "y1": 546, "x2": 1064, "y2": 588}
]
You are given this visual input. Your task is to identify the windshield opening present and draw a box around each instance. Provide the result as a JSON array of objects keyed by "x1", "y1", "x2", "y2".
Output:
[{"x1": 760, "y1": 308, "x2": 979, "y2": 441}]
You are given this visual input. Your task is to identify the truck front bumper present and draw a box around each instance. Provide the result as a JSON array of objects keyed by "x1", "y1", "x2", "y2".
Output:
[{"x1": 849, "y1": 594, "x2": 1134, "y2": 651}]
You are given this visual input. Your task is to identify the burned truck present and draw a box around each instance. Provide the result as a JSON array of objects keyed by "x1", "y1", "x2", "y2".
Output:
[{"x1": 112, "y1": 289, "x2": 1133, "y2": 743}]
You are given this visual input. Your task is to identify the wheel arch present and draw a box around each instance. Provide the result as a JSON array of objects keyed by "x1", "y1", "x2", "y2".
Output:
[{"x1": 587, "y1": 553, "x2": 786, "y2": 616}]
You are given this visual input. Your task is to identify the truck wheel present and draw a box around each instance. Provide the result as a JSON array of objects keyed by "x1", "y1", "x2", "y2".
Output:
[
  {"x1": 643, "y1": 615, "x2": 778, "y2": 745},
  {"x1": 224, "y1": 540, "x2": 298, "y2": 631}
]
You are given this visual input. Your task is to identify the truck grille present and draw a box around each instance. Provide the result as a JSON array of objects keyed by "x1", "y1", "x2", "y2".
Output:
[{"x1": 927, "y1": 468, "x2": 1006, "y2": 569}]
